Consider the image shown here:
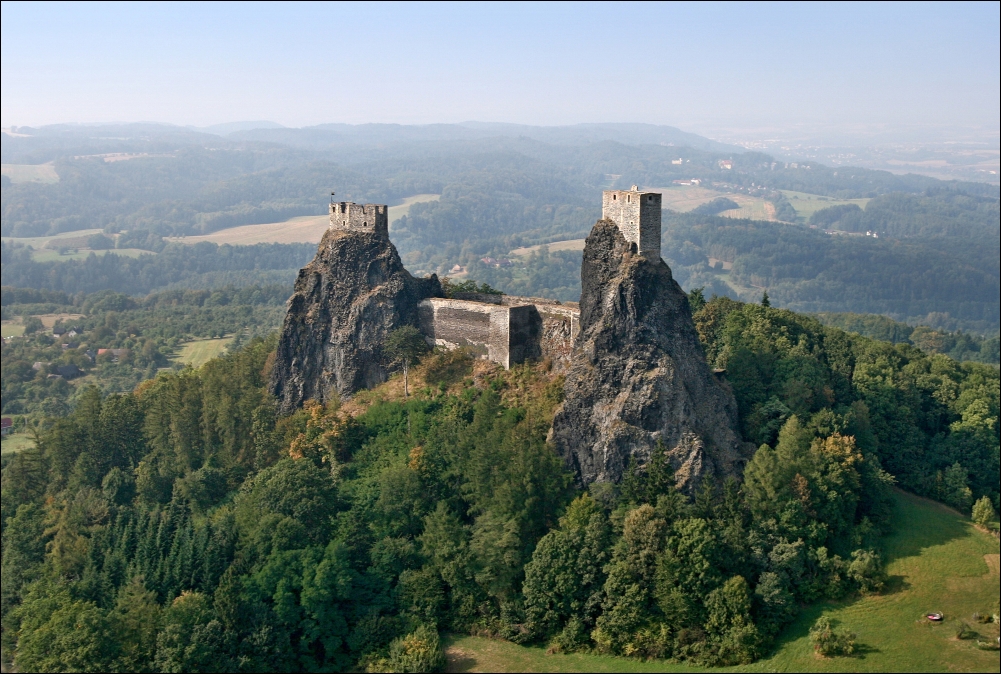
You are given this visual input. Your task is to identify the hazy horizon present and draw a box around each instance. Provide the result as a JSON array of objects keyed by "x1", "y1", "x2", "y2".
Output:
[{"x1": 2, "y1": 2, "x2": 998, "y2": 139}]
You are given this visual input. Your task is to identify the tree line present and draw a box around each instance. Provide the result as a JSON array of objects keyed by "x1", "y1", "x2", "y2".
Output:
[{"x1": 2, "y1": 294, "x2": 996, "y2": 671}]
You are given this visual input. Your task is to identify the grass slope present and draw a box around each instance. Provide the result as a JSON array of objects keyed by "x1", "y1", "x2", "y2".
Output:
[
  {"x1": 444, "y1": 489, "x2": 1000, "y2": 673},
  {"x1": 0, "y1": 434, "x2": 34, "y2": 455},
  {"x1": 173, "y1": 337, "x2": 234, "y2": 368},
  {"x1": 165, "y1": 194, "x2": 442, "y2": 246},
  {"x1": 781, "y1": 190, "x2": 870, "y2": 221},
  {"x1": 0, "y1": 163, "x2": 60, "y2": 184}
]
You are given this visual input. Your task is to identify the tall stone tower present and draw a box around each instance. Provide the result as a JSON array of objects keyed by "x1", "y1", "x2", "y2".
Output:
[
  {"x1": 329, "y1": 201, "x2": 389, "y2": 239},
  {"x1": 601, "y1": 185, "x2": 661, "y2": 259}
]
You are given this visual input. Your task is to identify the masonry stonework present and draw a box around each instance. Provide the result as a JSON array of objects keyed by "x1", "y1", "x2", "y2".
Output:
[
  {"x1": 601, "y1": 185, "x2": 662, "y2": 259},
  {"x1": 320, "y1": 200, "x2": 584, "y2": 372},
  {"x1": 330, "y1": 201, "x2": 389, "y2": 238}
]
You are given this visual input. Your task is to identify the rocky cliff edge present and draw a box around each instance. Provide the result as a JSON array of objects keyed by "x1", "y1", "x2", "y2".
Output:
[
  {"x1": 549, "y1": 219, "x2": 751, "y2": 494},
  {"x1": 270, "y1": 227, "x2": 442, "y2": 413}
]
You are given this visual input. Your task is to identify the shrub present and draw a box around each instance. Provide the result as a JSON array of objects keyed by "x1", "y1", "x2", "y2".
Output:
[
  {"x1": 422, "y1": 348, "x2": 473, "y2": 387},
  {"x1": 368, "y1": 624, "x2": 446, "y2": 673},
  {"x1": 972, "y1": 496, "x2": 996, "y2": 529},
  {"x1": 809, "y1": 616, "x2": 856, "y2": 657}
]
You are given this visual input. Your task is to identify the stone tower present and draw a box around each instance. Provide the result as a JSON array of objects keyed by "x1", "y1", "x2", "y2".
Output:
[
  {"x1": 329, "y1": 201, "x2": 389, "y2": 239},
  {"x1": 601, "y1": 185, "x2": 661, "y2": 259}
]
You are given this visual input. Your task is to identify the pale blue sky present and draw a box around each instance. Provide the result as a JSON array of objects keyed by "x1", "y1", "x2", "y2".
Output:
[{"x1": 2, "y1": 1, "x2": 998, "y2": 132}]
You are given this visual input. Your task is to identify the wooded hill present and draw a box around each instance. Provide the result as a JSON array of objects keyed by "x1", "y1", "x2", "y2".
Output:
[{"x1": 2, "y1": 294, "x2": 997, "y2": 671}]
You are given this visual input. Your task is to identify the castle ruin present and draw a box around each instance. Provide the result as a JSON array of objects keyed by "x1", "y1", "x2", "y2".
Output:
[
  {"x1": 326, "y1": 186, "x2": 660, "y2": 370},
  {"x1": 601, "y1": 185, "x2": 662, "y2": 258},
  {"x1": 329, "y1": 200, "x2": 389, "y2": 238}
]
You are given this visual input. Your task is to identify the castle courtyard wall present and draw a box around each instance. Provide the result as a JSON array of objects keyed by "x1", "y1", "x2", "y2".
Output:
[{"x1": 417, "y1": 296, "x2": 579, "y2": 370}]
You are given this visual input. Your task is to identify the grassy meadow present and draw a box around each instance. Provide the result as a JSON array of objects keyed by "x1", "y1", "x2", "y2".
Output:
[
  {"x1": 0, "y1": 433, "x2": 34, "y2": 455},
  {"x1": 0, "y1": 162, "x2": 60, "y2": 184},
  {"x1": 781, "y1": 190, "x2": 871, "y2": 222},
  {"x1": 653, "y1": 186, "x2": 777, "y2": 221},
  {"x1": 510, "y1": 238, "x2": 587, "y2": 257},
  {"x1": 28, "y1": 248, "x2": 149, "y2": 262},
  {"x1": 444, "y1": 489, "x2": 1000, "y2": 673},
  {"x1": 2, "y1": 320, "x2": 25, "y2": 338},
  {"x1": 388, "y1": 193, "x2": 441, "y2": 228},
  {"x1": 167, "y1": 215, "x2": 330, "y2": 246},
  {"x1": 2, "y1": 228, "x2": 104, "y2": 250},
  {"x1": 173, "y1": 336, "x2": 234, "y2": 367},
  {"x1": 165, "y1": 193, "x2": 442, "y2": 246}
]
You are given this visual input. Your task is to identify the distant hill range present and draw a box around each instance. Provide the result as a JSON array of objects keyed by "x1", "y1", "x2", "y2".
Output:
[{"x1": 2, "y1": 120, "x2": 998, "y2": 332}]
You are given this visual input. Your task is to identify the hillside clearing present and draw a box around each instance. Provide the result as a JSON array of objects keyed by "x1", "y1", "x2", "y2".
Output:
[
  {"x1": 29, "y1": 248, "x2": 150, "y2": 262},
  {"x1": 165, "y1": 194, "x2": 442, "y2": 246},
  {"x1": 444, "y1": 489, "x2": 1000, "y2": 673},
  {"x1": 2, "y1": 320, "x2": 25, "y2": 338},
  {"x1": 388, "y1": 193, "x2": 441, "y2": 228},
  {"x1": 2, "y1": 228, "x2": 104, "y2": 249},
  {"x1": 1, "y1": 162, "x2": 59, "y2": 184},
  {"x1": 510, "y1": 239, "x2": 587, "y2": 257},
  {"x1": 649, "y1": 186, "x2": 777, "y2": 221},
  {"x1": 1, "y1": 434, "x2": 34, "y2": 455},
  {"x1": 173, "y1": 337, "x2": 234, "y2": 367},
  {"x1": 781, "y1": 190, "x2": 870, "y2": 221}
]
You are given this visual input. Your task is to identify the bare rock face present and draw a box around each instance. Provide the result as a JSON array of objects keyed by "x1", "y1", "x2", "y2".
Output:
[
  {"x1": 549, "y1": 220, "x2": 751, "y2": 494},
  {"x1": 270, "y1": 227, "x2": 442, "y2": 414}
]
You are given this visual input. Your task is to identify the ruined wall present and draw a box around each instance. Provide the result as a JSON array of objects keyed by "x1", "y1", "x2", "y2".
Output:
[
  {"x1": 329, "y1": 202, "x2": 389, "y2": 238},
  {"x1": 417, "y1": 297, "x2": 563, "y2": 369},
  {"x1": 537, "y1": 304, "x2": 580, "y2": 369}
]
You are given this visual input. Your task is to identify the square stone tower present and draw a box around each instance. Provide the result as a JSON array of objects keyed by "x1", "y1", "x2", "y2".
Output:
[
  {"x1": 601, "y1": 185, "x2": 661, "y2": 259},
  {"x1": 329, "y1": 201, "x2": 389, "y2": 239}
]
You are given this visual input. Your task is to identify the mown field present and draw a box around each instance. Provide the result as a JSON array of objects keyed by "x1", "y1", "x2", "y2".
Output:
[
  {"x1": 1, "y1": 321, "x2": 25, "y2": 338},
  {"x1": 510, "y1": 238, "x2": 587, "y2": 257},
  {"x1": 0, "y1": 162, "x2": 60, "y2": 184},
  {"x1": 652, "y1": 186, "x2": 777, "y2": 221},
  {"x1": 28, "y1": 248, "x2": 150, "y2": 262},
  {"x1": 2, "y1": 228, "x2": 104, "y2": 249},
  {"x1": 444, "y1": 489, "x2": 1000, "y2": 673},
  {"x1": 166, "y1": 194, "x2": 442, "y2": 246},
  {"x1": 0, "y1": 433, "x2": 34, "y2": 455},
  {"x1": 172, "y1": 336, "x2": 234, "y2": 367},
  {"x1": 781, "y1": 190, "x2": 871, "y2": 221}
]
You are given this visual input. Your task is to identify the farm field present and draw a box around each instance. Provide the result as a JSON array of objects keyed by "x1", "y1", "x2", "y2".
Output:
[
  {"x1": 2, "y1": 320, "x2": 25, "y2": 338},
  {"x1": 25, "y1": 313, "x2": 86, "y2": 328},
  {"x1": 781, "y1": 190, "x2": 870, "y2": 221},
  {"x1": 510, "y1": 238, "x2": 587, "y2": 257},
  {"x1": 388, "y1": 193, "x2": 441, "y2": 229},
  {"x1": 1, "y1": 162, "x2": 60, "y2": 184},
  {"x1": 167, "y1": 194, "x2": 442, "y2": 246},
  {"x1": 1, "y1": 433, "x2": 34, "y2": 455},
  {"x1": 650, "y1": 186, "x2": 777, "y2": 221},
  {"x1": 173, "y1": 336, "x2": 234, "y2": 367},
  {"x1": 2, "y1": 228, "x2": 104, "y2": 249},
  {"x1": 167, "y1": 214, "x2": 330, "y2": 245},
  {"x1": 444, "y1": 489, "x2": 1000, "y2": 673},
  {"x1": 29, "y1": 248, "x2": 149, "y2": 262}
]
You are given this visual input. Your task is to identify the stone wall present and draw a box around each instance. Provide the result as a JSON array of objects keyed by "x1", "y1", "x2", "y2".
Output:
[
  {"x1": 601, "y1": 187, "x2": 661, "y2": 259},
  {"x1": 329, "y1": 202, "x2": 389, "y2": 238},
  {"x1": 417, "y1": 296, "x2": 577, "y2": 370},
  {"x1": 537, "y1": 304, "x2": 580, "y2": 369}
]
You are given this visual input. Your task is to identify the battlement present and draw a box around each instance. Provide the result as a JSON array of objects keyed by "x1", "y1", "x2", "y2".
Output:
[
  {"x1": 602, "y1": 186, "x2": 661, "y2": 259},
  {"x1": 329, "y1": 201, "x2": 389, "y2": 238}
]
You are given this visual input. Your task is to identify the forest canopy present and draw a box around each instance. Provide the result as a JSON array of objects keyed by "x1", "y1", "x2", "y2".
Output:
[{"x1": 2, "y1": 295, "x2": 997, "y2": 671}]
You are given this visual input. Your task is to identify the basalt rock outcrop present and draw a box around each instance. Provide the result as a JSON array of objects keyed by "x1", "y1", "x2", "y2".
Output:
[
  {"x1": 270, "y1": 227, "x2": 442, "y2": 413},
  {"x1": 549, "y1": 219, "x2": 751, "y2": 494}
]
